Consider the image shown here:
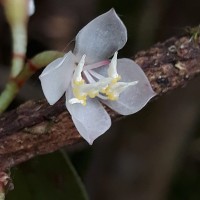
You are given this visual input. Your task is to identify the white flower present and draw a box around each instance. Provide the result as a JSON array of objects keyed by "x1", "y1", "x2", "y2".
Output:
[{"x1": 39, "y1": 9, "x2": 156, "y2": 144}]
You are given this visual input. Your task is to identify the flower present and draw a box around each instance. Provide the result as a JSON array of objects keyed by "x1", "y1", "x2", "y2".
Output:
[{"x1": 39, "y1": 9, "x2": 156, "y2": 144}]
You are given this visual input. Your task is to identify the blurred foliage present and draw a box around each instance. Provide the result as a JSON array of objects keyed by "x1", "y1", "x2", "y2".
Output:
[
  {"x1": 169, "y1": 162, "x2": 200, "y2": 200},
  {"x1": 6, "y1": 151, "x2": 89, "y2": 200},
  {"x1": 169, "y1": 115, "x2": 200, "y2": 200}
]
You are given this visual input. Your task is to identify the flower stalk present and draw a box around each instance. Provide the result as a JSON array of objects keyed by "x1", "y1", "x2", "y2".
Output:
[
  {"x1": 0, "y1": 192, "x2": 5, "y2": 200},
  {"x1": 0, "y1": 51, "x2": 63, "y2": 113},
  {"x1": 10, "y1": 24, "x2": 27, "y2": 77},
  {"x1": 3, "y1": 0, "x2": 35, "y2": 77}
]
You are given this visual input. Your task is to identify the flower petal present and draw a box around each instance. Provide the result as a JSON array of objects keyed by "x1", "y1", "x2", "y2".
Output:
[
  {"x1": 74, "y1": 9, "x2": 127, "y2": 64},
  {"x1": 39, "y1": 51, "x2": 75, "y2": 105},
  {"x1": 28, "y1": 0, "x2": 35, "y2": 16},
  {"x1": 100, "y1": 58, "x2": 156, "y2": 115},
  {"x1": 66, "y1": 87, "x2": 111, "y2": 144}
]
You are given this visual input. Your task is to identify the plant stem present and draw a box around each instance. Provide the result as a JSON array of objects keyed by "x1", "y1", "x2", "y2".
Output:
[
  {"x1": 0, "y1": 51, "x2": 64, "y2": 114},
  {"x1": 0, "y1": 82, "x2": 19, "y2": 113},
  {"x1": 0, "y1": 192, "x2": 5, "y2": 200},
  {"x1": 10, "y1": 24, "x2": 27, "y2": 77},
  {"x1": 60, "y1": 150, "x2": 89, "y2": 200}
]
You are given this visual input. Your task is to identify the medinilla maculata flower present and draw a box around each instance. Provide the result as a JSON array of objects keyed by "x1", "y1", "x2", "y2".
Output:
[{"x1": 39, "y1": 9, "x2": 156, "y2": 144}]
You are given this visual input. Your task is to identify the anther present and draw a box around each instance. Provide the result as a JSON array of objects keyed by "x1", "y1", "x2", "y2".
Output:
[
  {"x1": 68, "y1": 98, "x2": 86, "y2": 106},
  {"x1": 73, "y1": 54, "x2": 86, "y2": 83},
  {"x1": 108, "y1": 51, "x2": 119, "y2": 79}
]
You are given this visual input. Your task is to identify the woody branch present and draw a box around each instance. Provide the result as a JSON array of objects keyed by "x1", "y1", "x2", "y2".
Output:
[{"x1": 0, "y1": 34, "x2": 200, "y2": 171}]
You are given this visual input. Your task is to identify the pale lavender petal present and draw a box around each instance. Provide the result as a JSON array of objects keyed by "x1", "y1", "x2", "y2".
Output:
[
  {"x1": 100, "y1": 58, "x2": 156, "y2": 115},
  {"x1": 39, "y1": 51, "x2": 75, "y2": 105},
  {"x1": 66, "y1": 87, "x2": 111, "y2": 144},
  {"x1": 28, "y1": 0, "x2": 35, "y2": 16},
  {"x1": 74, "y1": 9, "x2": 127, "y2": 64}
]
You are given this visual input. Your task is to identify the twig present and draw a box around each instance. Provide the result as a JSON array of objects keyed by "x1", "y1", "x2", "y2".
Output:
[{"x1": 0, "y1": 35, "x2": 200, "y2": 171}]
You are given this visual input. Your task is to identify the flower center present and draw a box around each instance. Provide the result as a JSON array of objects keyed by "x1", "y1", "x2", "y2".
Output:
[{"x1": 68, "y1": 52, "x2": 138, "y2": 106}]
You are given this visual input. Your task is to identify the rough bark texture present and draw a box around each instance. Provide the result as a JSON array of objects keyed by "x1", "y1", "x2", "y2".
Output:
[{"x1": 0, "y1": 35, "x2": 200, "y2": 171}]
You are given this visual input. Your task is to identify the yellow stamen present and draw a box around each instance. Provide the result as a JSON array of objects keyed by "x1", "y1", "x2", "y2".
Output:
[
  {"x1": 69, "y1": 52, "x2": 138, "y2": 106},
  {"x1": 88, "y1": 91, "x2": 99, "y2": 98},
  {"x1": 111, "y1": 75, "x2": 121, "y2": 83},
  {"x1": 73, "y1": 79, "x2": 85, "y2": 86},
  {"x1": 107, "y1": 93, "x2": 118, "y2": 101}
]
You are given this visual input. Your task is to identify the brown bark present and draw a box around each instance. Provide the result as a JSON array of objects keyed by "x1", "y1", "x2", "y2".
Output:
[{"x1": 0, "y1": 35, "x2": 200, "y2": 171}]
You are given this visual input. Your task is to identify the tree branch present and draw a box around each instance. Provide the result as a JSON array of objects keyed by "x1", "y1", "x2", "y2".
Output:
[{"x1": 0, "y1": 35, "x2": 200, "y2": 171}]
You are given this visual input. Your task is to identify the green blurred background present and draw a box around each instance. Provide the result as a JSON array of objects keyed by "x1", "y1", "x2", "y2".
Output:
[{"x1": 1, "y1": 0, "x2": 200, "y2": 199}]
